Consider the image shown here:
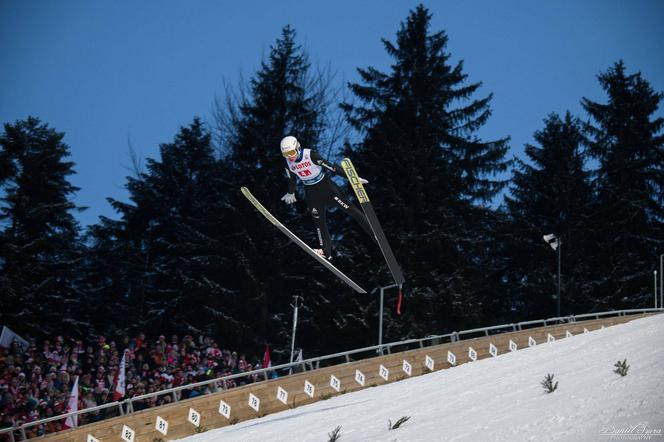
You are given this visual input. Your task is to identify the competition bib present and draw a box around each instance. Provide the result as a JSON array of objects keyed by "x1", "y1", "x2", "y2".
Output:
[{"x1": 286, "y1": 149, "x2": 324, "y2": 185}]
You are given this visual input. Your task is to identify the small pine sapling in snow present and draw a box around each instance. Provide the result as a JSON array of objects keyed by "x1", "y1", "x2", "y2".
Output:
[
  {"x1": 614, "y1": 359, "x2": 630, "y2": 377},
  {"x1": 541, "y1": 373, "x2": 558, "y2": 393},
  {"x1": 327, "y1": 425, "x2": 342, "y2": 442},
  {"x1": 389, "y1": 416, "x2": 411, "y2": 430}
]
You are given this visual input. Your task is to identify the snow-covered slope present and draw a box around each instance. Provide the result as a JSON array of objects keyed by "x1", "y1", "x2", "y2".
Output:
[{"x1": 178, "y1": 315, "x2": 664, "y2": 441}]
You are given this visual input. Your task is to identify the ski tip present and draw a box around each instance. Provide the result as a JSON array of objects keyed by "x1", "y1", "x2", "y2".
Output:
[
  {"x1": 240, "y1": 186, "x2": 254, "y2": 200},
  {"x1": 341, "y1": 159, "x2": 370, "y2": 203},
  {"x1": 341, "y1": 157, "x2": 356, "y2": 171}
]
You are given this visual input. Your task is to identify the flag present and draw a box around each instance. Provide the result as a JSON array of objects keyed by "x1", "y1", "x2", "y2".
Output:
[
  {"x1": 262, "y1": 344, "x2": 271, "y2": 369},
  {"x1": 0, "y1": 326, "x2": 29, "y2": 352},
  {"x1": 295, "y1": 348, "x2": 303, "y2": 363},
  {"x1": 63, "y1": 376, "x2": 79, "y2": 429},
  {"x1": 113, "y1": 350, "x2": 127, "y2": 401},
  {"x1": 543, "y1": 233, "x2": 559, "y2": 250}
]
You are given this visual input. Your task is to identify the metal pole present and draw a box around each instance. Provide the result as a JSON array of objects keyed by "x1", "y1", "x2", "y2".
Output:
[
  {"x1": 379, "y1": 287, "x2": 384, "y2": 353},
  {"x1": 376, "y1": 283, "x2": 399, "y2": 355},
  {"x1": 557, "y1": 239, "x2": 562, "y2": 317},
  {"x1": 289, "y1": 296, "x2": 302, "y2": 370},
  {"x1": 655, "y1": 271, "x2": 658, "y2": 309},
  {"x1": 659, "y1": 253, "x2": 664, "y2": 308}
]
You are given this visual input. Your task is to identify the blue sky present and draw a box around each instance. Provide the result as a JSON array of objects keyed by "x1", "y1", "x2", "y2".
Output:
[{"x1": 1, "y1": 0, "x2": 663, "y2": 227}]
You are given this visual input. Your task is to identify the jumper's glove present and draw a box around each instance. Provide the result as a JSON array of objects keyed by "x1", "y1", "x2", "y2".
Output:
[
  {"x1": 359, "y1": 177, "x2": 369, "y2": 185},
  {"x1": 281, "y1": 193, "x2": 296, "y2": 205}
]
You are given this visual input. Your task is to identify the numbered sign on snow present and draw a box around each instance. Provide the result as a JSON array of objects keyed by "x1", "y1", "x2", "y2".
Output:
[
  {"x1": 379, "y1": 364, "x2": 389, "y2": 381},
  {"x1": 330, "y1": 375, "x2": 341, "y2": 392},
  {"x1": 277, "y1": 386, "x2": 288, "y2": 404},
  {"x1": 509, "y1": 340, "x2": 518, "y2": 352},
  {"x1": 447, "y1": 351, "x2": 456, "y2": 366},
  {"x1": 583, "y1": 328, "x2": 589, "y2": 334},
  {"x1": 155, "y1": 416, "x2": 168, "y2": 436},
  {"x1": 566, "y1": 330, "x2": 573, "y2": 338},
  {"x1": 468, "y1": 347, "x2": 477, "y2": 362},
  {"x1": 355, "y1": 369, "x2": 365, "y2": 386},
  {"x1": 304, "y1": 380, "x2": 315, "y2": 398},
  {"x1": 489, "y1": 343, "x2": 498, "y2": 357},
  {"x1": 87, "y1": 435, "x2": 100, "y2": 442},
  {"x1": 248, "y1": 393, "x2": 260, "y2": 412},
  {"x1": 402, "y1": 360, "x2": 412, "y2": 376},
  {"x1": 528, "y1": 336, "x2": 536, "y2": 347},
  {"x1": 547, "y1": 333, "x2": 556, "y2": 343},
  {"x1": 219, "y1": 400, "x2": 231, "y2": 419},
  {"x1": 425, "y1": 355, "x2": 435, "y2": 371},
  {"x1": 121, "y1": 425, "x2": 135, "y2": 442},
  {"x1": 188, "y1": 408, "x2": 201, "y2": 427}
]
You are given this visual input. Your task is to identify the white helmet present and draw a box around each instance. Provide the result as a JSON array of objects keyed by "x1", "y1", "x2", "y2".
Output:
[{"x1": 280, "y1": 135, "x2": 301, "y2": 157}]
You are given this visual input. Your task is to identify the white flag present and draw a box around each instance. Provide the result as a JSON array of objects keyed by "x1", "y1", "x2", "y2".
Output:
[
  {"x1": 0, "y1": 326, "x2": 29, "y2": 351},
  {"x1": 113, "y1": 350, "x2": 127, "y2": 401},
  {"x1": 63, "y1": 376, "x2": 79, "y2": 429},
  {"x1": 295, "y1": 349, "x2": 303, "y2": 363},
  {"x1": 543, "y1": 233, "x2": 559, "y2": 250}
]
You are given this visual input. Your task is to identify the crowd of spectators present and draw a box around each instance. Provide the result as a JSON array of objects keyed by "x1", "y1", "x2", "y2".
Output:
[{"x1": 0, "y1": 332, "x2": 266, "y2": 438}]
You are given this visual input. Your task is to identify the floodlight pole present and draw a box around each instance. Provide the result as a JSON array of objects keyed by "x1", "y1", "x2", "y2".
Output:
[
  {"x1": 289, "y1": 296, "x2": 303, "y2": 367},
  {"x1": 655, "y1": 271, "x2": 658, "y2": 309},
  {"x1": 372, "y1": 283, "x2": 399, "y2": 355},
  {"x1": 543, "y1": 233, "x2": 562, "y2": 317},
  {"x1": 659, "y1": 253, "x2": 664, "y2": 308},
  {"x1": 557, "y1": 239, "x2": 561, "y2": 317}
]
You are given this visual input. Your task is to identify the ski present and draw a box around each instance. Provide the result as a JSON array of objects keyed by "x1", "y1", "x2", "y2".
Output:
[
  {"x1": 341, "y1": 158, "x2": 405, "y2": 288},
  {"x1": 240, "y1": 186, "x2": 367, "y2": 294}
]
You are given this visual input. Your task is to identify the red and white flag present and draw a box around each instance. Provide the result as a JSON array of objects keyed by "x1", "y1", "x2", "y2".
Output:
[
  {"x1": 113, "y1": 350, "x2": 127, "y2": 401},
  {"x1": 262, "y1": 344, "x2": 271, "y2": 369},
  {"x1": 63, "y1": 376, "x2": 79, "y2": 429}
]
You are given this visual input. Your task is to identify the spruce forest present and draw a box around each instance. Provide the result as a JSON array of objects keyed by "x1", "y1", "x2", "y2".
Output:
[{"x1": 1, "y1": 6, "x2": 663, "y2": 362}]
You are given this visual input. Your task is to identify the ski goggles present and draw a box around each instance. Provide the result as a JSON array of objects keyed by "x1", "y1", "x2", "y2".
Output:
[{"x1": 282, "y1": 149, "x2": 298, "y2": 157}]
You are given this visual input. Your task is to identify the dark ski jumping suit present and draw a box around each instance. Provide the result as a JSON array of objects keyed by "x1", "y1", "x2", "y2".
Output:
[{"x1": 284, "y1": 149, "x2": 374, "y2": 258}]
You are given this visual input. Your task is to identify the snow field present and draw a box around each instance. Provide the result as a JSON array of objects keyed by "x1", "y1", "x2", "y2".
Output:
[{"x1": 177, "y1": 314, "x2": 664, "y2": 442}]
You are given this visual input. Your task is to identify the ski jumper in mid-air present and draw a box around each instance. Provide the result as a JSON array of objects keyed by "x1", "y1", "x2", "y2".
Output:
[{"x1": 279, "y1": 135, "x2": 374, "y2": 260}]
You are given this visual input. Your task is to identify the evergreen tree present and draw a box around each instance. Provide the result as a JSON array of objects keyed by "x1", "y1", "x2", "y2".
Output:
[
  {"x1": 223, "y1": 25, "x2": 323, "y2": 195},
  {"x1": 503, "y1": 112, "x2": 594, "y2": 318},
  {"x1": 341, "y1": 5, "x2": 510, "y2": 337},
  {"x1": 582, "y1": 61, "x2": 664, "y2": 309},
  {"x1": 0, "y1": 117, "x2": 87, "y2": 336},
  {"x1": 141, "y1": 119, "x2": 234, "y2": 335},
  {"x1": 86, "y1": 119, "x2": 239, "y2": 339},
  {"x1": 83, "y1": 215, "x2": 139, "y2": 335}
]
